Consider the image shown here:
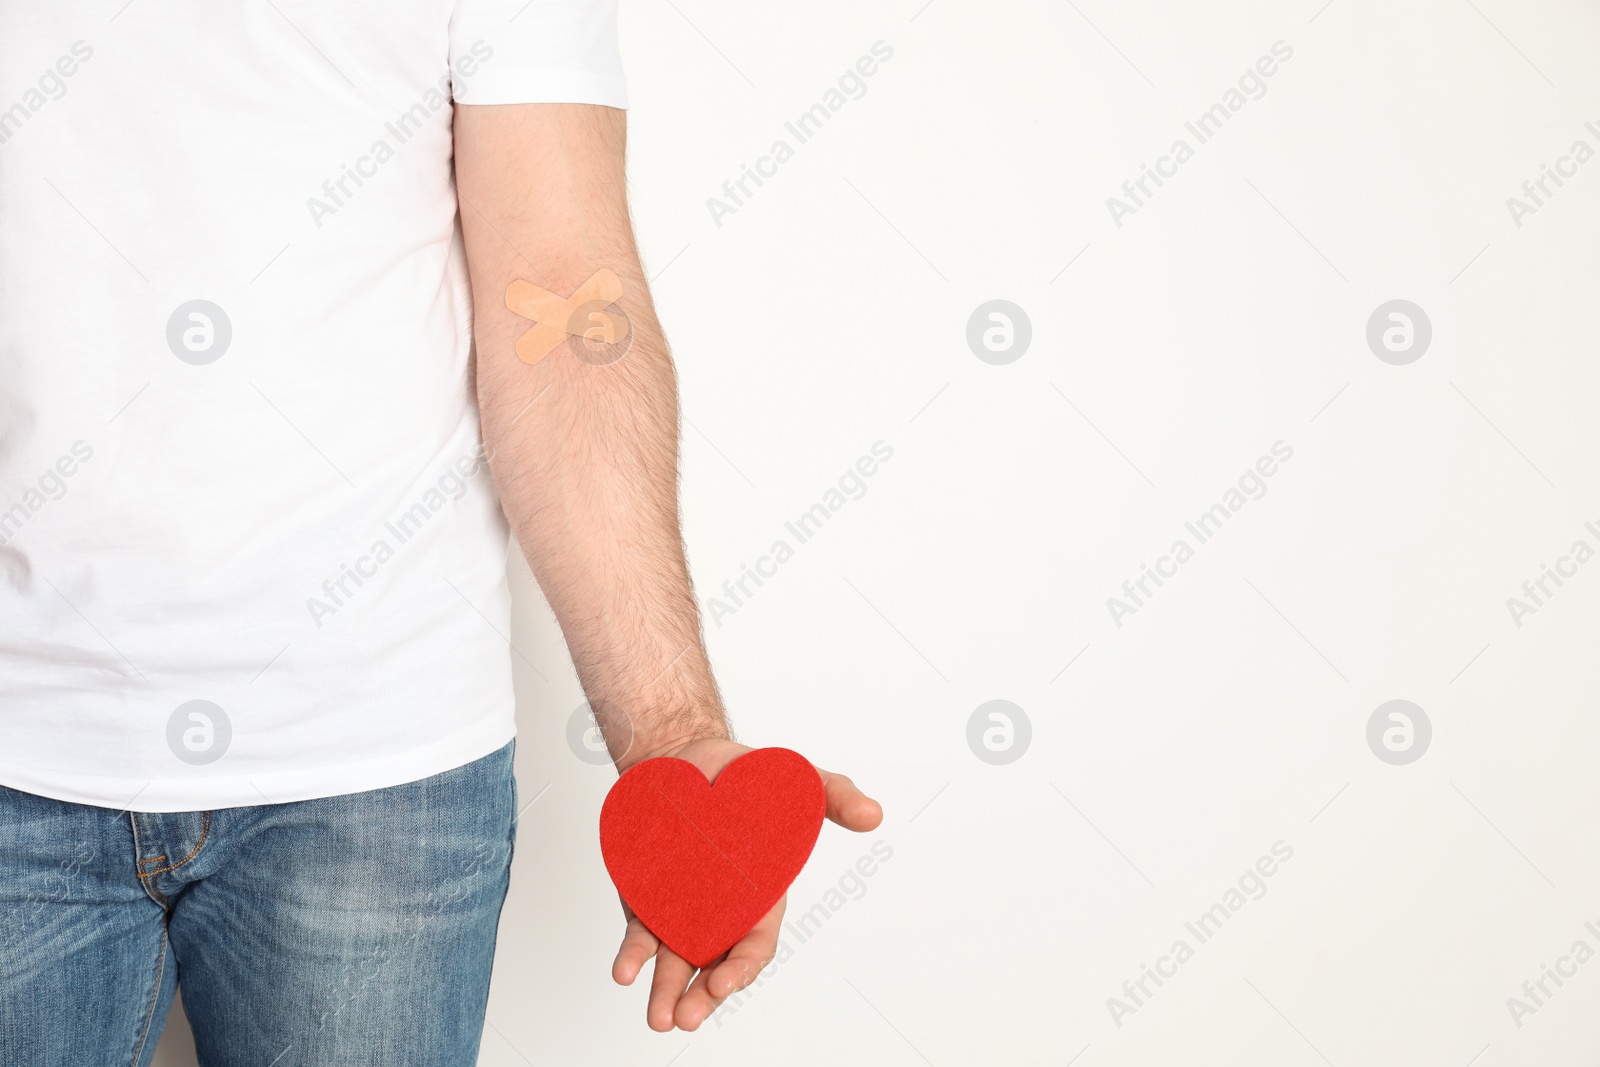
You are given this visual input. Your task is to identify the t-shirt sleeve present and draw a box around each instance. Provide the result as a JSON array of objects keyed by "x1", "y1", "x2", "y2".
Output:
[{"x1": 449, "y1": 0, "x2": 627, "y2": 108}]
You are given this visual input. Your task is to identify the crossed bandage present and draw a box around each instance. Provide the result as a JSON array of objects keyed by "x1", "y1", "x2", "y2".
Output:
[{"x1": 505, "y1": 269, "x2": 632, "y2": 365}]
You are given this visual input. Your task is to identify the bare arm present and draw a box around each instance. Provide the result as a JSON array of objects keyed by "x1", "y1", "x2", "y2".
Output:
[
  {"x1": 453, "y1": 102, "x2": 881, "y2": 1031},
  {"x1": 454, "y1": 103, "x2": 724, "y2": 765}
]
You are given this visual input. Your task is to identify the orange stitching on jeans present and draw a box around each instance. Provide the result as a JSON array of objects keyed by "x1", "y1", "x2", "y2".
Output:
[
  {"x1": 138, "y1": 855, "x2": 167, "y2": 865},
  {"x1": 136, "y1": 812, "x2": 210, "y2": 878}
]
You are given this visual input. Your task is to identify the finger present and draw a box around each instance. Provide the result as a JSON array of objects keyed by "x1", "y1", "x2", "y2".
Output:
[
  {"x1": 612, "y1": 916, "x2": 660, "y2": 986},
  {"x1": 819, "y1": 769, "x2": 883, "y2": 831},
  {"x1": 672, "y1": 963, "x2": 724, "y2": 1032},
  {"x1": 707, "y1": 898, "x2": 784, "y2": 999},
  {"x1": 647, "y1": 945, "x2": 696, "y2": 1033},
  {"x1": 677, "y1": 901, "x2": 784, "y2": 1031}
]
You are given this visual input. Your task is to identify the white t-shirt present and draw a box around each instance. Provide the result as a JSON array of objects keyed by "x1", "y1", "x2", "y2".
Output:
[{"x1": 0, "y1": 1, "x2": 626, "y2": 812}]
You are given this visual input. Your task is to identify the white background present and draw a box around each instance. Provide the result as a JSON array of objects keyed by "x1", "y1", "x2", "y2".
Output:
[{"x1": 157, "y1": 0, "x2": 1600, "y2": 1063}]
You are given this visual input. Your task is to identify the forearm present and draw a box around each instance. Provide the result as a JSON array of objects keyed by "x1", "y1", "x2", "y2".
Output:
[{"x1": 456, "y1": 104, "x2": 726, "y2": 767}]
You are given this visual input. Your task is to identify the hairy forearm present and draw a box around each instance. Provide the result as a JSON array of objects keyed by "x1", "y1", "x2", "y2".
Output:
[{"x1": 455, "y1": 104, "x2": 727, "y2": 767}]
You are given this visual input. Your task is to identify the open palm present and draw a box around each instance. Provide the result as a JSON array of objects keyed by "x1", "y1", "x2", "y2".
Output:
[{"x1": 609, "y1": 738, "x2": 883, "y2": 1031}]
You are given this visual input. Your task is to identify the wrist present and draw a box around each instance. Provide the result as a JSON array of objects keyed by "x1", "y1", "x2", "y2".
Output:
[
  {"x1": 616, "y1": 722, "x2": 731, "y2": 773},
  {"x1": 589, "y1": 696, "x2": 728, "y2": 773}
]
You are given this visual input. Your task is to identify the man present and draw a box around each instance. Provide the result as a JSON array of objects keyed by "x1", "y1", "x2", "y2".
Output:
[{"x1": 0, "y1": 2, "x2": 881, "y2": 1063}]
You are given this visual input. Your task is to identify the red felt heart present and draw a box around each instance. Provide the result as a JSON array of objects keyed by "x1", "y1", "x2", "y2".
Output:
[{"x1": 600, "y1": 747, "x2": 826, "y2": 968}]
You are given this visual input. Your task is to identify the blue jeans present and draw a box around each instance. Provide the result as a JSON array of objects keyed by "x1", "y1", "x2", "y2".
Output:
[{"x1": 0, "y1": 742, "x2": 517, "y2": 1067}]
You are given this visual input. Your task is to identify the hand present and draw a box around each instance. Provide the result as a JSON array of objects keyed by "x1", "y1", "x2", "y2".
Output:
[{"x1": 609, "y1": 737, "x2": 883, "y2": 1031}]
